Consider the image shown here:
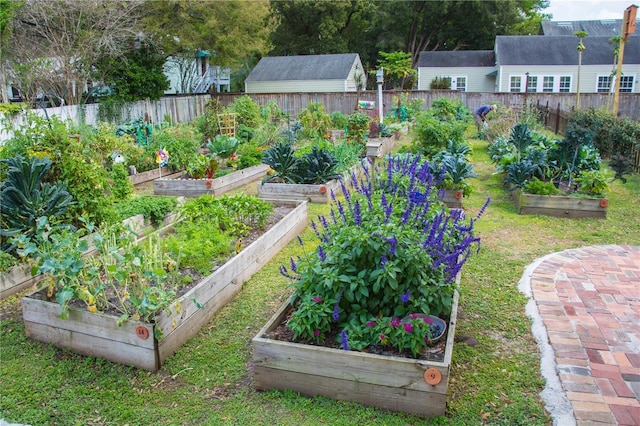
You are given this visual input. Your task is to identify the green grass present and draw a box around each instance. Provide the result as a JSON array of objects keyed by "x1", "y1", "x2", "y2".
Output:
[{"x1": 1, "y1": 136, "x2": 639, "y2": 425}]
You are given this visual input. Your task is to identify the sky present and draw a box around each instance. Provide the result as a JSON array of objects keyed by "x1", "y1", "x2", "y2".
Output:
[{"x1": 542, "y1": 1, "x2": 635, "y2": 21}]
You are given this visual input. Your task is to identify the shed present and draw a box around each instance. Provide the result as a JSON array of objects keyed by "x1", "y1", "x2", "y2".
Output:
[{"x1": 245, "y1": 53, "x2": 364, "y2": 93}]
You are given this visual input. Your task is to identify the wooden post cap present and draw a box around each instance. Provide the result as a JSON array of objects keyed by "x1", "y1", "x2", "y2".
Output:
[{"x1": 424, "y1": 368, "x2": 442, "y2": 385}]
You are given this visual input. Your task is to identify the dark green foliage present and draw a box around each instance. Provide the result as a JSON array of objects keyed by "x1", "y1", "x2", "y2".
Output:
[
  {"x1": 568, "y1": 108, "x2": 640, "y2": 158},
  {"x1": 114, "y1": 196, "x2": 178, "y2": 224},
  {"x1": 505, "y1": 160, "x2": 535, "y2": 190},
  {"x1": 412, "y1": 99, "x2": 468, "y2": 157},
  {"x1": 146, "y1": 124, "x2": 202, "y2": 171},
  {"x1": 298, "y1": 103, "x2": 332, "y2": 140},
  {"x1": 115, "y1": 118, "x2": 153, "y2": 145},
  {"x1": 261, "y1": 141, "x2": 302, "y2": 184},
  {"x1": 207, "y1": 135, "x2": 239, "y2": 159},
  {"x1": 0, "y1": 156, "x2": 74, "y2": 243},
  {"x1": 430, "y1": 76, "x2": 451, "y2": 89},
  {"x1": 228, "y1": 95, "x2": 262, "y2": 128},
  {"x1": 295, "y1": 145, "x2": 340, "y2": 184},
  {"x1": 330, "y1": 111, "x2": 349, "y2": 129},
  {"x1": 440, "y1": 154, "x2": 477, "y2": 186},
  {"x1": 609, "y1": 153, "x2": 635, "y2": 183},
  {"x1": 509, "y1": 123, "x2": 533, "y2": 160}
]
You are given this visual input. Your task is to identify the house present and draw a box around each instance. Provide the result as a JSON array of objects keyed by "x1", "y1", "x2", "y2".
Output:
[
  {"x1": 417, "y1": 50, "x2": 496, "y2": 92},
  {"x1": 163, "y1": 50, "x2": 230, "y2": 95},
  {"x1": 417, "y1": 19, "x2": 639, "y2": 94},
  {"x1": 244, "y1": 53, "x2": 364, "y2": 93}
]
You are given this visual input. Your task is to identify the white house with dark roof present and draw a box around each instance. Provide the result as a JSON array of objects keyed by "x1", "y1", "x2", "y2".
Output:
[
  {"x1": 417, "y1": 50, "x2": 496, "y2": 92},
  {"x1": 244, "y1": 53, "x2": 364, "y2": 93},
  {"x1": 417, "y1": 19, "x2": 639, "y2": 94}
]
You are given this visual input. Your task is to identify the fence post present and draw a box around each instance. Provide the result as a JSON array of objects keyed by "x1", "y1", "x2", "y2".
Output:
[{"x1": 555, "y1": 103, "x2": 561, "y2": 135}]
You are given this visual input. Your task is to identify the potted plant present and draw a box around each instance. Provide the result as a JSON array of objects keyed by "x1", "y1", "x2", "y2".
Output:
[
  {"x1": 430, "y1": 140, "x2": 476, "y2": 208},
  {"x1": 252, "y1": 154, "x2": 489, "y2": 416}
]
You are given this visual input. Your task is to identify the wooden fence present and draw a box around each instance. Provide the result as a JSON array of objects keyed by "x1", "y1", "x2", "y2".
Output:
[{"x1": 1, "y1": 91, "x2": 638, "y2": 144}]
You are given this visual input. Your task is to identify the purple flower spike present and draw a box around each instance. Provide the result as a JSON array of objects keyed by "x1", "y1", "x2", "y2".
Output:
[
  {"x1": 290, "y1": 257, "x2": 297, "y2": 272},
  {"x1": 340, "y1": 330, "x2": 350, "y2": 351},
  {"x1": 296, "y1": 236, "x2": 303, "y2": 246},
  {"x1": 333, "y1": 303, "x2": 340, "y2": 321},
  {"x1": 400, "y1": 289, "x2": 411, "y2": 303},
  {"x1": 380, "y1": 254, "x2": 387, "y2": 269},
  {"x1": 317, "y1": 245, "x2": 326, "y2": 261}
]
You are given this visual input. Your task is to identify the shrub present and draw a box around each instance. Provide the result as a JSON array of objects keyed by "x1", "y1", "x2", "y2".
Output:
[
  {"x1": 227, "y1": 95, "x2": 262, "y2": 128},
  {"x1": 346, "y1": 112, "x2": 370, "y2": 144}
]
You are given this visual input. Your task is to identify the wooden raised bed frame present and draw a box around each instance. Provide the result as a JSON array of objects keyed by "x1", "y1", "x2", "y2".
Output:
[
  {"x1": 511, "y1": 189, "x2": 608, "y2": 218},
  {"x1": 252, "y1": 290, "x2": 459, "y2": 417},
  {"x1": 154, "y1": 164, "x2": 270, "y2": 197},
  {"x1": 442, "y1": 189, "x2": 464, "y2": 209},
  {"x1": 21, "y1": 200, "x2": 308, "y2": 371}
]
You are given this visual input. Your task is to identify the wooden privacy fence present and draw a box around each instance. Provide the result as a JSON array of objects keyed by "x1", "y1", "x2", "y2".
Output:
[{"x1": 1, "y1": 91, "x2": 638, "y2": 145}]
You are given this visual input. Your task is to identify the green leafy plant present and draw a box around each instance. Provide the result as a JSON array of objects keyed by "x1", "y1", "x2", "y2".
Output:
[
  {"x1": 261, "y1": 141, "x2": 302, "y2": 184},
  {"x1": 0, "y1": 156, "x2": 74, "y2": 246},
  {"x1": 108, "y1": 163, "x2": 134, "y2": 200},
  {"x1": 506, "y1": 160, "x2": 535, "y2": 190},
  {"x1": 295, "y1": 145, "x2": 340, "y2": 184},
  {"x1": 280, "y1": 154, "x2": 487, "y2": 357},
  {"x1": 438, "y1": 154, "x2": 476, "y2": 196},
  {"x1": 346, "y1": 111, "x2": 370, "y2": 144},
  {"x1": 575, "y1": 170, "x2": 609, "y2": 197},
  {"x1": 298, "y1": 103, "x2": 332, "y2": 140},
  {"x1": 609, "y1": 153, "x2": 635, "y2": 183},
  {"x1": 523, "y1": 177, "x2": 560, "y2": 195},
  {"x1": 114, "y1": 196, "x2": 178, "y2": 223}
]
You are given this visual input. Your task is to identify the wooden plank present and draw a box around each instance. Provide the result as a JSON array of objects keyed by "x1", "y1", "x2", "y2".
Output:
[
  {"x1": 513, "y1": 190, "x2": 607, "y2": 218},
  {"x1": 23, "y1": 320, "x2": 158, "y2": 370},
  {"x1": 209, "y1": 164, "x2": 269, "y2": 194},
  {"x1": 154, "y1": 164, "x2": 268, "y2": 197},
  {"x1": 253, "y1": 367, "x2": 446, "y2": 417},
  {"x1": 442, "y1": 190, "x2": 463, "y2": 209},
  {"x1": 0, "y1": 263, "x2": 42, "y2": 299},
  {"x1": 21, "y1": 296, "x2": 156, "y2": 349},
  {"x1": 128, "y1": 167, "x2": 173, "y2": 185}
]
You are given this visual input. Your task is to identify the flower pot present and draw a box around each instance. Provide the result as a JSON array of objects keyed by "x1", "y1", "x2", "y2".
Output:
[
  {"x1": 511, "y1": 189, "x2": 607, "y2": 219},
  {"x1": 251, "y1": 290, "x2": 459, "y2": 417},
  {"x1": 154, "y1": 164, "x2": 269, "y2": 197},
  {"x1": 21, "y1": 200, "x2": 308, "y2": 371}
]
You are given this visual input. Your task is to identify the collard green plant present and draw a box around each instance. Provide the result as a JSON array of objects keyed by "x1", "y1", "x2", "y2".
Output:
[
  {"x1": 261, "y1": 141, "x2": 302, "y2": 183},
  {"x1": 0, "y1": 156, "x2": 74, "y2": 244},
  {"x1": 509, "y1": 123, "x2": 533, "y2": 160},
  {"x1": 505, "y1": 160, "x2": 535, "y2": 190},
  {"x1": 609, "y1": 153, "x2": 635, "y2": 183},
  {"x1": 295, "y1": 145, "x2": 340, "y2": 184}
]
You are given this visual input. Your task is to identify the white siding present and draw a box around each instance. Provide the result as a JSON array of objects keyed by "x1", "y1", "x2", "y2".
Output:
[
  {"x1": 245, "y1": 80, "x2": 346, "y2": 93},
  {"x1": 497, "y1": 65, "x2": 638, "y2": 94},
  {"x1": 417, "y1": 67, "x2": 496, "y2": 92}
]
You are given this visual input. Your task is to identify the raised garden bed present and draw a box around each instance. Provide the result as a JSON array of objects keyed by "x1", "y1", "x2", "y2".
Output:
[
  {"x1": 128, "y1": 167, "x2": 183, "y2": 186},
  {"x1": 0, "y1": 207, "x2": 183, "y2": 300},
  {"x1": 442, "y1": 189, "x2": 464, "y2": 209},
  {"x1": 365, "y1": 136, "x2": 395, "y2": 159},
  {"x1": 511, "y1": 189, "x2": 608, "y2": 219},
  {"x1": 154, "y1": 164, "x2": 270, "y2": 197},
  {"x1": 251, "y1": 289, "x2": 459, "y2": 417},
  {"x1": 21, "y1": 200, "x2": 308, "y2": 371}
]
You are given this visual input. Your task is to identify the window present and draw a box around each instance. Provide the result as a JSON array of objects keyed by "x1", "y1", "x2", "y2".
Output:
[
  {"x1": 543, "y1": 76, "x2": 554, "y2": 92},
  {"x1": 559, "y1": 76, "x2": 571, "y2": 93},
  {"x1": 527, "y1": 76, "x2": 538, "y2": 92},
  {"x1": 620, "y1": 75, "x2": 634, "y2": 93},
  {"x1": 597, "y1": 75, "x2": 612, "y2": 93},
  {"x1": 453, "y1": 76, "x2": 466, "y2": 91},
  {"x1": 510, "y1": 76, "x2": 522, "y2": 92}
]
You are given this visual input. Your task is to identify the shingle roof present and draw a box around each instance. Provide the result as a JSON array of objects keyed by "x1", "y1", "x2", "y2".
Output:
[
  {"x1": 245, "y1": 53, "x2": 359, "y2": 82},
  {"x1": 495, "y1": 35, "x2": 640, "y2": 66},
  {"x1": 416, "y1": 50, "x2": 495, "y2": 67},
  {"x1": 540, "y1": 19, "x2": 635, "y2": 36}
]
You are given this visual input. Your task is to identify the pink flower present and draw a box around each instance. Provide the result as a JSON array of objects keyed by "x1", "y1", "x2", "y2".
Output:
[
  {"x1": 313, "y1": 330, "x2": 320, "y2": 337},
  {"x1": 390, "y1": 317, "x2": 401, "y2": 327},
  {"x1": 366, "y1": 321, "x2": 376, "y2": 328},
  {"x1": 404, "y1": 323, "x2": 413, "y2": 333},
  {"x1": 379, "y1": 334, "x2": 386, "y2": 341},
  {"x1": 312, "y1": 296, "x2": 323, "y2": 303},
  {"x1": 423, "y1": 316, "x2": 433, "y2": 325}
]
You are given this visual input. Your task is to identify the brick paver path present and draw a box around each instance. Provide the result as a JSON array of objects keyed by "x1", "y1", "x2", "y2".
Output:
[{"x1": 529, "y1": 245, "x2": 640, "y2": 425}]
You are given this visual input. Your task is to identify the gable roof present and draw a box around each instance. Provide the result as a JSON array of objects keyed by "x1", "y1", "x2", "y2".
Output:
[
  {"x1": 245, "y1": 53, "x2": 360, "y2": 82},
  {"x1": 417, "y1": 50, "x2": 495, "y2": 68},
  {"x1": 540, "y1": 19, "x2": 632, "y2": 36},
  {"x1": 495, "y1": 35, "x2": 640, "y2": 66}
]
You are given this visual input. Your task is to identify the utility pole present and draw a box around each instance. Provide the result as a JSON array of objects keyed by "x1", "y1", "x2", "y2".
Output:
[{"x1": 613, "y1": 4, "x2": 638, "y2": 115}]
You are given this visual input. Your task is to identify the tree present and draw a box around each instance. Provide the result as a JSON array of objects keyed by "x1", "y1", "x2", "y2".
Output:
[
  {"x1": 8, "y1": 0, "x2": 146, "y2": 105},
  {"x1": 0, "y1": 0, "x2": 24, "y2": 103},
  {"x1": 144, "y1": 0, "x2": 272, "y2": 93},
  {"x1": 377, "y1": 51, "x2": 416, "y2": 89}
]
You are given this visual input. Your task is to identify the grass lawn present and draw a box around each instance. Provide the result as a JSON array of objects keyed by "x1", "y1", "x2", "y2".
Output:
[{"x1": 1, "y1": 134, "x2": 639, "y2": 425}]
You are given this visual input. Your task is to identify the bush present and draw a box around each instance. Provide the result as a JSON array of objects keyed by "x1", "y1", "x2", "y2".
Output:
[
  {"x1": 227, "y1": 95, "x2": 262, "y2": 129},
  {"x1": 568, "y1": 108, "x2": 640, "y2": 158},
  {"x1": 146, "y1": 124, "x2": 202, "y2": 171}
]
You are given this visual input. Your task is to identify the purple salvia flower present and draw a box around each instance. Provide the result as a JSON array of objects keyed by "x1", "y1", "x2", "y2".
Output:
[
  {"x1": 330, "y1": 208, "x2": 338, "y2": 224},
  {"x1": 385, "y1": 200, "x2": 393, "y2": 223},
  {"x1": 340, "y1": 330, "x2": 350, "y2": 351},
  {"x1": 337, "y1": 200, "x2": 346, "y2": 222},
  {"x1": 297, "y1": 235, "x2": 303, "y2": 246},
  {"x1": 319, "y1": 214, "x2": 329, "y2": 230},
  {"x1": 353, "y1": 200, "x2": 362, "y2": 226},
  {"x1": 386, "y1": 236, "x2": 398, "y2": 256},
  {"x1": 310, "y1": 220, "x2": 321, "y2": 239},
  {"x1": 401, "y1": 203, "x2": 413, "y2": 225},
  {"x1": 400, "y1": 289, "x2": 411, "y2": 303},
  {"x1": 317, "y1": 245, "x2": 326, "y2": 262},
  {"x1": 290, "y1": 257, "x2": 297, "y2": 272},
  {"x1": 380, "y1": 254, "x2": 387, "y2": 269},
  {"x1": 333, "y1": 303, "x2": 340, "y2": 321}
]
